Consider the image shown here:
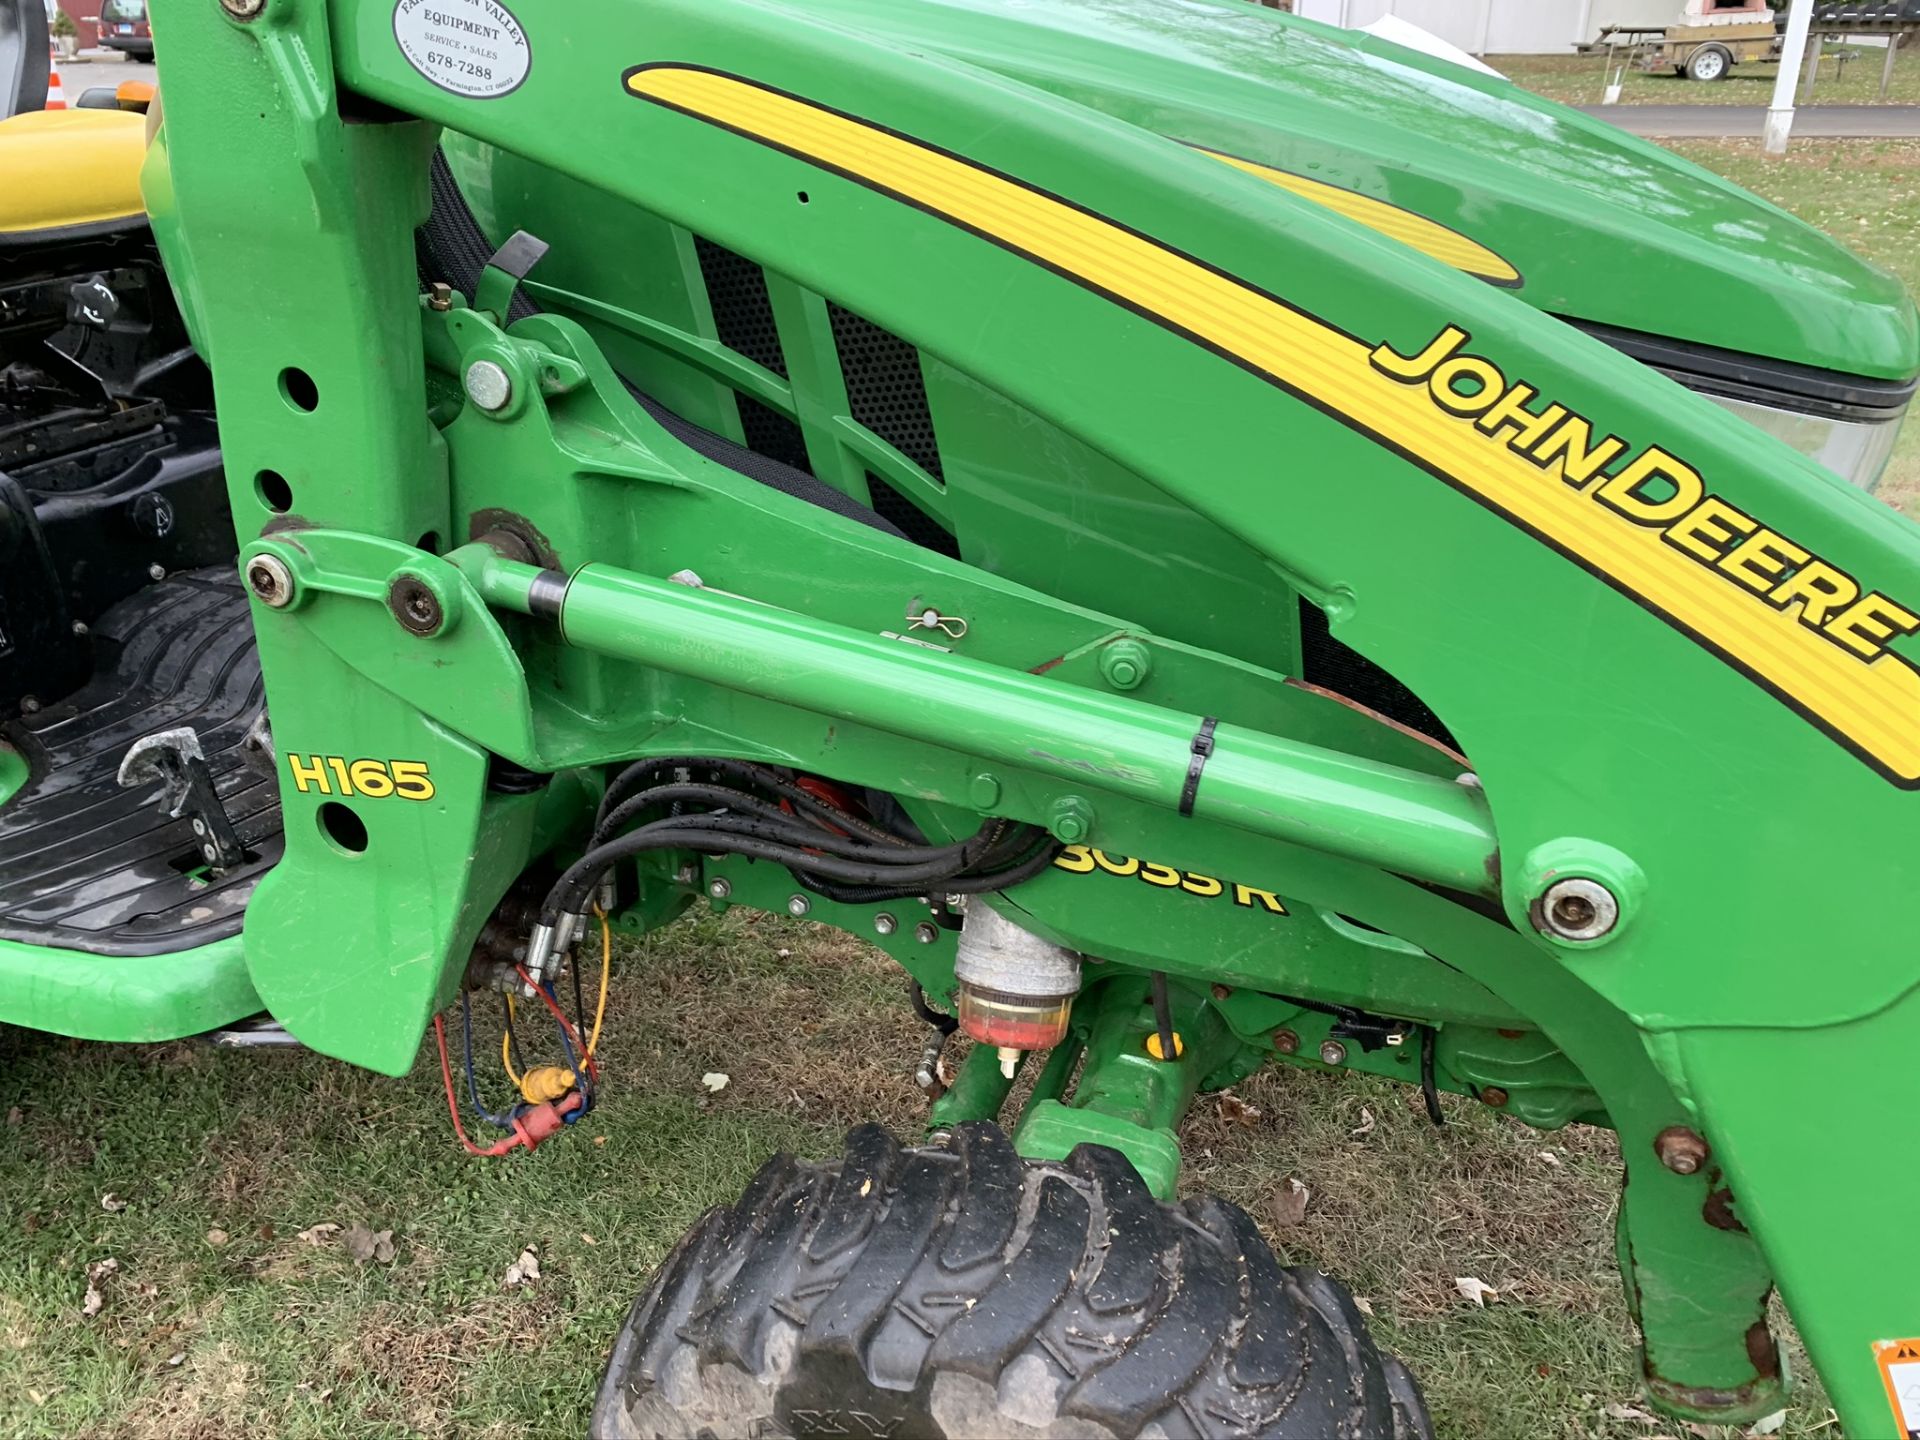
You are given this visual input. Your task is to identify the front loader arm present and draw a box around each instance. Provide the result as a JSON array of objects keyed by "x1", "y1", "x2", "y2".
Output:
[{"x1": 144, "y1": 0, "x2": 1920, "y2": 1430}]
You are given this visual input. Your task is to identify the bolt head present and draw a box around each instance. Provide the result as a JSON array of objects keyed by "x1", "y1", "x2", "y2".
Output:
[
  {"x1": 1098, "y1": 639, "x2": 1152, "y2": 692},
  {"x1": 244, "y1": 554, "x2": 294, "y2": 608},
  {"x1": 70, "y1": 620, "x2": 89, "y2": 637},
  {"x1": 1273, "y1": 1028, "x2": 1300, "y2": 1055},
  {"x1": 1210, "y1": 983, "x2": 1231, "y2": 1000},
  {"x1": 464, "y1": 360, "x2": 514, "y2": 413},
  {"x1": 1319, "y1": 1038, "x2": 1347, "y2": 1066},
  {"x1": 1481, "y1": 1086, "x2": 1510, "y2": 1108},
  {"x1": 148, "y1": 563, "x2": 167, "y2": 581},
  {"x1": 1048, "y1": 795, "x2": 1094, "y2": 845},
  {"x1": 1536, "y1": 876, "x2": 1620, "y2": 942},
  {"x1": 426, "y1": 282, "x2": 454, "y2": 313},
  {"x1": 219, "y1": 0, "x2": 265, "y2": 16},
  {"x1": 1654, "y1": 1125, "x2": 1710, "y2": 1175},
  {"x1": 914, "y1": 922, "x2": 939, "y2": 944},
  {"x1": 786, "y1": 894, "x2": 811, "y2": 918},
  {"x1": 873, "y1": 913, "x2": 898, "y2": 936},
  {"x1": 388, "y1": 575, "x2": 445, "y2": 636},
  {"x1": 707, "y1": 878, "x2": 731, "y2": 901}
]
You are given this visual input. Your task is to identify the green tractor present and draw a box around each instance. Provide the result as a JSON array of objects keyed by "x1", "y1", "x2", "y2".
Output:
[{"x1": 3, "y1": 0, "x2": 1917, "y2": 1434}]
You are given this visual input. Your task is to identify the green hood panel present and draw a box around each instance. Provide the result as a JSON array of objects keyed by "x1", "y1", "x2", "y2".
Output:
[{"x1": 803, "y1": 0, "x2": 1918, "y2": 383}]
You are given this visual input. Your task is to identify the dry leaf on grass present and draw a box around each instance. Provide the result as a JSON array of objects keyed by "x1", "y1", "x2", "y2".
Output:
[
  {"x1": 1349, "y1": 1106, "x2": 1377, "y2": 1139},
  {"x1": 701, "y1": 1072, "x2": 730, "y2": 1093},
  {"x1": 341, "y1": 1224, "x2": 395, "y2": 1266},
  {"x1": 295, "y1": 1223, "x2": 341, "y2": 1247},
  {"x1": 1537, "y1": 1149, "x2": 1562, "y2": 1167},
  {"x1": 1354, "y1": 1296, "x2": 1375, "y2": 1317},
  {"x1": 99, "y1": 1193, "x2": 128, "y2": 1213},
  {"x1": 1267, "y1": 1177, "x2": 1311, "y2": 1228},
  {"x1": 1602, "y1": 1402, "x2": 1657, "y2": 1422},
  {"x1": 502, "y1": 1246, "x2": 542, "y2": 1288},
  {"x1": 1216, "y1": 1092, "x2": 1263, "y2": 1126},
  {"x1": 579, "y1": 1233, "x2": 597, "y2": 1246},
  {"x1": 1748, "y1": 1412, "x2": 1787, "y2": 1437},
  {"x1": 5, "y1": 1107, "x2": 20, "y2": 1126},
  {"x1": 205, "y1": 1228, "x2": 229, "y2": 1248},
  {"x1": 81, "y1": 1257, "x2": 117, "y2": 1318},
  {"x1": 1453, "y1": 1276, "x2": 1499, "y2": 1307}
]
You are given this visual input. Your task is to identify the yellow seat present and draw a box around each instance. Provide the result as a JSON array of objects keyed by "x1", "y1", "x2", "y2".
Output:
[{"x1": 0, "y1": 108, "x2": 147, "y2": 239}]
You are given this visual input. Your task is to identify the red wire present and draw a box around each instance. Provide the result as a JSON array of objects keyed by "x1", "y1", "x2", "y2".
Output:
[
  {"x1": 433, "y1": 1015, "x2": 524, "y2": 1157},
  {"x1": 515, "y1": 965, "x2": 601, "y2": 1083}
]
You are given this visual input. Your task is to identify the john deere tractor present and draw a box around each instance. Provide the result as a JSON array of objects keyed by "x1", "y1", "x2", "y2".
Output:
[{"x1": 3, "y1": 0, "x2": 1917, "y2": 1435}]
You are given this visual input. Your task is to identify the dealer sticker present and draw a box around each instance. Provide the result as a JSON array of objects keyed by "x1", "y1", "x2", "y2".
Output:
[
  {"x1": 393, "y1": 0, "x2": 529, "y2": 99},
  {"x1": 1876, "y1": 1338, "x2": 1920, "y2": 1438}
]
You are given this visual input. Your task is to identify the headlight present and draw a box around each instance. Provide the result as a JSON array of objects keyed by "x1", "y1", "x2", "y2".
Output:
[
  {"x1": 1575, "y1": 320, "x2": 1915, "y2": 494},
  {"x1": 1697, "y1": 390, "x2": 1907, "y2": 494}
]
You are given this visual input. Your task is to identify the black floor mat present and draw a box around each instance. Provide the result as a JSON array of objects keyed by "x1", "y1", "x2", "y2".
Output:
[{"x1": 0, "y1": 569, "x2": 281, "y2": 955}]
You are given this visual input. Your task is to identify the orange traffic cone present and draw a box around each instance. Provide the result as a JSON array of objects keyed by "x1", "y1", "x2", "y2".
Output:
[{"x1": 45, "y1": 47, "x2": 66, "y2": 110}]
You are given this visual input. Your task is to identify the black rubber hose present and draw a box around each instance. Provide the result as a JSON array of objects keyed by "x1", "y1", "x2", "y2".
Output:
[
  {"x1": 544, "y1": 815, "x2": 1014, "y2": 922},
  {"x1": 1420, "y1": 1026, "x2": 1446, "y2": 1128},
  {"x1": 596, "y1": 782, "x2": 987, "y2": 864},
  {"x1": 910, "y1": 982, "x2": 959, "y2": 1036},
  {"x1": 598, "y1": 757, "x2": 913, "y2": 850}
]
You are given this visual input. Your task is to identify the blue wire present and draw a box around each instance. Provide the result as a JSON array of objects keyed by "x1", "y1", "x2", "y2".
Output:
[
  {"x1": 543, "y1": 983, "x2": 593, "y2": 1121},
  {"x1": 460, "y1": 991, "x2": 518, "y2": 1129}
]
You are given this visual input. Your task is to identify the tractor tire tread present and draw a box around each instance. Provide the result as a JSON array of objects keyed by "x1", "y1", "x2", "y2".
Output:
[{"x1": 591, "y1": 1123, "x2": 1433, "y2": 1440}]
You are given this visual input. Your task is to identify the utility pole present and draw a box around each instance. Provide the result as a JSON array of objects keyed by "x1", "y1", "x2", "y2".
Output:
[{"x1": 1765, "y1": 0, "x2": 1816, "y2": 155}]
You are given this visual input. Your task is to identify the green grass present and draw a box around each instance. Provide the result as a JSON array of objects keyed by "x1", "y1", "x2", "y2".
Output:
[
  {"x1": 1500, "y1": 45, "x2": 1920, "y2": 107},
  {"x1": 0, "y1": 910, "x2": 1837, "y2": 1440}
]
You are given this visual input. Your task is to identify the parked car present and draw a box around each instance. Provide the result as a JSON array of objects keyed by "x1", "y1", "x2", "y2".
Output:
[{"x1": 97, "y1": 0, "x2": 150, "y2": 59}]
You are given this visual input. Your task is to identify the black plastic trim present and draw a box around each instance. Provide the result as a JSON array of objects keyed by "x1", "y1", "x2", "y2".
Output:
[{"x1": 1568, "y1": 317, "x2": 1917, "y2": 421}]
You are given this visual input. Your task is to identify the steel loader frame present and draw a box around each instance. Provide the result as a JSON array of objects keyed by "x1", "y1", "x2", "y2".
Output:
[{"x1": 119, "y1": 0, "x2": 1920, "y2": 1430}]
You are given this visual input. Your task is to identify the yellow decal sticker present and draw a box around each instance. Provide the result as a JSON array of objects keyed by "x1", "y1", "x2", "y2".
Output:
[
  {"x1": 622, "y1": 65, "x2": 1920, "y2": 786},
  {"x1": 1875, "y1": 1338, "x2": 1920, "y2": 1438},
  {"x1": 285, "y1": 755, "x2": 436, "y2": 801},
  {"x1": 1198, "y1": 149, "x2": 1521, "y2": 287},
  {"x1": 1052, "y1": 845, "x2": 1288, "y2": 915}
]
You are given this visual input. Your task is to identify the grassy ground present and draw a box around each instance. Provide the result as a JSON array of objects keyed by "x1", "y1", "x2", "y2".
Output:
[
  {"x1": 0, "y1": 910, "x2": 1834, "y2": 1440},
  {"x1": 4, "y1": 138, "x2": 1914, "y2": 1440},
  {"x1": 1500, "y1": 44, "x2": 1920, "y2": 107}
]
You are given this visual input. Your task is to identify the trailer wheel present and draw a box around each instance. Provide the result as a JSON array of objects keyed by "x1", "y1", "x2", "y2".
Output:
[
  {"x1": 1686, "y1": 44, "x2": 1732, "y2": 81},
  {"x1": 592, "y1": 1123, "x2": 1432, "y2": 1439}
]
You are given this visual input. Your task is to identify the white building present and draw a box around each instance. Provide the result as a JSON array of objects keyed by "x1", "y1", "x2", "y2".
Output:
[{"x1": 1292, "y1": 0, "x2": 1694, "y2": 54}]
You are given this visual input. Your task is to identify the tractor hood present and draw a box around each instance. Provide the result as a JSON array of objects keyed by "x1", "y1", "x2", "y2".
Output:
[{"x1": 805, "y1": 0, "x2": 1919, "y2": 387}]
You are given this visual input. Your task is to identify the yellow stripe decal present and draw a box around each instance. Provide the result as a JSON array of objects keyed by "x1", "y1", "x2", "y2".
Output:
[
  {"x1": 624, "y1": 65, "x2": 1920, "y2": 784},
  {"x1": 1199, "y1": 149, "x2": 1520, "y2": 286}
]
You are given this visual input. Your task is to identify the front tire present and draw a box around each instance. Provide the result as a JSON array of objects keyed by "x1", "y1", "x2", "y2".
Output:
[{"x1": 592, "y1": 1123, "x2": 1431, "y2": 1439}]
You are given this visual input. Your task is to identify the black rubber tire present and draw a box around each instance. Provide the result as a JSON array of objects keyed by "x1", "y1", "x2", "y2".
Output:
[{"x1": 591, "y1": 1123, "x2": 1433, "y2": 1439}]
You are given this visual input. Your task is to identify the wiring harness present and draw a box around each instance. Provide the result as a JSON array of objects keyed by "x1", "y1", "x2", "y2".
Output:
[{"x1": 522, "y1": 757, "x2": 1059, "y2": 982}]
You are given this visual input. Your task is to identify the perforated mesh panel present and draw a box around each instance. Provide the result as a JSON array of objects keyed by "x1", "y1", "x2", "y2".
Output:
[
  {"x1": 1297, "y1": 600, "x2": 1458, "y2": 752},
  {"x1": 695, "y1": 237, "x2": 788, "y2": 379},
  {"x1": 866, "y1": 473, "x2": 959, "y2": 559},
  {"x1": 737, "y1": 396, "x2": 814, "y2": 475},
  {"x1": 828, "y1": 304, "x2": 944, "y2": 483}
]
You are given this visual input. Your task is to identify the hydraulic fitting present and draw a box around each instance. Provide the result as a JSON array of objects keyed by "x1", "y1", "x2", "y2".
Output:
[{"x1": 954, "y1": 902, "x2": 1080, "y2": 1079}]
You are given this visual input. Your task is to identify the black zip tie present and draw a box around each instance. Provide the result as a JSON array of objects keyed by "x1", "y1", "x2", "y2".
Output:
[{"x1": 1178, "y1": 716, "x2": 1219, "y2": 818}]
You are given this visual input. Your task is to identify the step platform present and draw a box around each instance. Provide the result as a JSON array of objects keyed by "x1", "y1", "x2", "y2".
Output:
[{"x1": 0, "y1": 569, "x2": 281, "y2": 956}]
